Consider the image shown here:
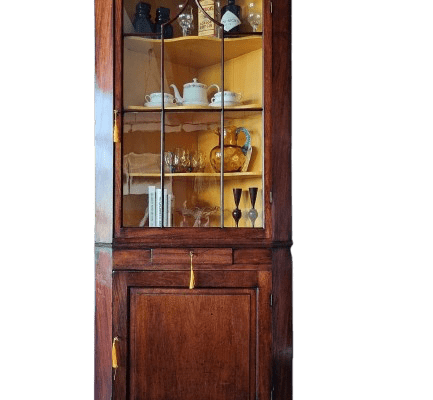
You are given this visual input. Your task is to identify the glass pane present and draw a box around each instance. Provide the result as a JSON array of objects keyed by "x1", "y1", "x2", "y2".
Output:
[
  {"x1": 122, "y1": 0, "x2": 264, "y2": 229},
  {"x1": 162, "y1": 112, "x2": 221, "y2": 227},
  {"x1": 223, "y1": 111, "x2": 263, "y2": 228},
  {"x1": 122, "y1": 112, "x2": 164, "y2": 227},
  {"x1": 163, "y1": 17, "x2": 223, "y2": 226}
]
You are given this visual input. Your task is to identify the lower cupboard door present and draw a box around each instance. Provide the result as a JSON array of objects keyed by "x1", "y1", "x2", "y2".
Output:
[{"x1": 112, "y1": 271, "x2": 272, "y2": 400}]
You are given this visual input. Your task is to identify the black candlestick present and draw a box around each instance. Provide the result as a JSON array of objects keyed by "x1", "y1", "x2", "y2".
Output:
[{"x1": 232, "y1": 188, "x2": 242, "y2": 227}]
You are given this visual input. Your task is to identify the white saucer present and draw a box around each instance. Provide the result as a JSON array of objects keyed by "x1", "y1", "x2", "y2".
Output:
[
  {"x1": 144, "y1": 102, "x2": 175, "y2": 107},
  {"x1": 209, "y1": 101, "x2": 241, "y2": 107},
  {"x1": 182, "y1": 102, "x2": 209, "y2": 107}
]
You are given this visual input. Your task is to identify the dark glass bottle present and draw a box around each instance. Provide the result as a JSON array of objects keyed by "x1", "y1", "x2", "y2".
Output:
[
  {"x1": 133, "y1": 2, "x2": 155, "y2": 34},
  {"x1": 155, "y1": 7, "x2": 173, "y2": 39},
  {"x1": 221, "y1": 0, "x2": 241, "y2": 33}
]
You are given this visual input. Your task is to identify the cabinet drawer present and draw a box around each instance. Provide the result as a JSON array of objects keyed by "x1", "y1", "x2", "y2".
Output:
[
  {"x1": 113, "y1": 249, "x2": 151, "y2": 268},
  {"x1": 151, "y1": 248, "x2": 232, "y2": 265}
]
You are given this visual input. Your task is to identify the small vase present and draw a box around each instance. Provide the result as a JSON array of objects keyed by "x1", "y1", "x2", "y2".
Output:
[
  {"x1": 248, "y1": 187, "x2": 258, "y2": 227},
  {"x1": 232, "y1": 188, "x2": 242, "y2": 227}
]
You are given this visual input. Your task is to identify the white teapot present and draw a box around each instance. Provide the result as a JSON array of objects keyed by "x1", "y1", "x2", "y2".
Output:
[{"x1": 170, "y1": 78, "x2": 219, "y2": 106}]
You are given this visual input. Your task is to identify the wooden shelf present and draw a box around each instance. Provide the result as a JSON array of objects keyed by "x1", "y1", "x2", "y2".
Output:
[
  {"x1": 128, "y1": 172, "x2": 262, "y2": 178},
  {"x1": 124, "y1": 104, "x2": 263, "y2": 113},
  {"x1": 124, "y1": 35, "x2": 262, "y2": 68}
]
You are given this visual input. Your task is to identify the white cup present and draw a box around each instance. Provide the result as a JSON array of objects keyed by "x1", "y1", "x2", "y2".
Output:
[
  {"x1": 145, "y1": 92, "x2": 176, "y2": 105},
  {"x1": 211, "y1": 91, "x2": 242, "y2": 104}
]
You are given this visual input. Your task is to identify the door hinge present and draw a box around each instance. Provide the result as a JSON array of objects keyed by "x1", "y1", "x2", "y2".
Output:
[
  {"x1": 270, "y1": 1, "x2": 273, "y2": 14},
  {"x1": 269, "y1": 191, "x2": 273, "y2": 204},
  {"x1": 270, "y1": 294, "x2": 273, "y2": 307}
]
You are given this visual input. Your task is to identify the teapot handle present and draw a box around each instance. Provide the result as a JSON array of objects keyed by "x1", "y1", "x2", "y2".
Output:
[
  {"x1": 236, "y1": 127, "x2": 251, "y2": 156},
  {"x1": 208, "y1": 84, "x2": 220, "y2": 93}
]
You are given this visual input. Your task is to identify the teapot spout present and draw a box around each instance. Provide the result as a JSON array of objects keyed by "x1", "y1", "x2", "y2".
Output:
[{"x1": 170, "y1": 84, "x2": 183, "y2": 105}]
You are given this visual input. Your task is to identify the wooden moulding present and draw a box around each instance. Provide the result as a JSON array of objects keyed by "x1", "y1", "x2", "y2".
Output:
[{"x1": 112, "y1": 247, "x2": 273, "y2": 270}]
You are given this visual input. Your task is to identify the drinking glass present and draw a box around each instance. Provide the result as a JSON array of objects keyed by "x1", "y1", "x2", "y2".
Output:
[
  {"x1": 247, "y1": 2, "x2": 262, "y2": 32},
  {"x1": 180, "y1": 149, "x2": 191, "y2": 172},
  {"x1": 178, "y1": 4, "x2": 194, "y2": 36},
  {"x1": 173, "y1": 148, "x2": 182, "y2": 172},
  {"x1": 164, "y1": 151, "x2": 175, "y2": 172},
  {"x1": 190, "y1": 151, "x2": 205, "y2": 172}
]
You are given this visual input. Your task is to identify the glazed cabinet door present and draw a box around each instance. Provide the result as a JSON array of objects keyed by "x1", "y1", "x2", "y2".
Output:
[
  {"x1": 113, "y1": 270, "x2": 271, "y2": 400},
  {"x1": 115, "y1": 0, "x2": 272, "y2": 245}
]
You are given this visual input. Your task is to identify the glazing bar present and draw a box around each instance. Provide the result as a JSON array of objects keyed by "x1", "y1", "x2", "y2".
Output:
[
  {"x1": 159, "y1": 0, "x2": 191, "y2": 228},
  {"x1": 160, "y1": 29, "x2": 165, "y2": 227},
  {"x1": 220, "y1": 29, "x2": 225, "y2": 228},
  {"x1": 194, "y1": 0, "x2": 225, "y2": 227}
]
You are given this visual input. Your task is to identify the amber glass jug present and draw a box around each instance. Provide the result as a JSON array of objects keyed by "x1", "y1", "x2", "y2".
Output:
[{"x1": 210, "y1": 126, "x2": 251, "y2": 172}]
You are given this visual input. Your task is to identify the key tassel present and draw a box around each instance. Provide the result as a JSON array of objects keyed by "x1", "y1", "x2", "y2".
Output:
[
  {"x1": 113, "y1": 110, "x2": 120, "y2": 143},
  {"x1": 189, "y1": 251, "x2": 195, "y2": 290},
  {"x1": 112, "y1": 337, "x2": 119, "y2": 369}
]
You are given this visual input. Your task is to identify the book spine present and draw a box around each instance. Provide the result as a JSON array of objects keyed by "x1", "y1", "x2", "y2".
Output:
[
  {"x1": 148, "y1": 186, "x2": 155, "y2": 227},
  {"x1": 167, "y1": 193, "x2": 172, "y2": 227},
  {"x1": 156, "y1": 188, "x2": 162, "y2": 227},
  {"x1": 163, "y1": 189, "x2": 168, "y2": 227}
]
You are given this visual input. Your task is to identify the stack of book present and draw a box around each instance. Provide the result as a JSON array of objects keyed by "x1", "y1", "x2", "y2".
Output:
[{"x1": 148, "y1": 186, "x2": 173, "y2": 227}]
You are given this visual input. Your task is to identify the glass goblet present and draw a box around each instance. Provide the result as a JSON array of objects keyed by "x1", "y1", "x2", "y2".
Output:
[
  {"x1": 247, "y1": 2, "x2": 262, "y2": 32},
  {"x1": 178, "y1": 4, "x2": 194, "y2": 37},
  {"x1": 173, "y1": 148, "x2": 182, "y2": 173},
  {"x1": 190, "y1": 151, "x2": 205, "y2": 172}
]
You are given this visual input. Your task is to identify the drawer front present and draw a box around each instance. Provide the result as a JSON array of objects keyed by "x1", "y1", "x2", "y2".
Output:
[
  {"x1": 113, "y1": 248, "x2": 272, "y2": 270},
  {"x1": 113, "y1": 250, "x2": 151, "y2": 268},
  {"x1": 151, "y1": 248, "x2": 232, "y2": 264}
]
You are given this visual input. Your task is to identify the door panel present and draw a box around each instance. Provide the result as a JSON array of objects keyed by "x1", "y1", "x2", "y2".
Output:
[
  {"x1": 113, "y1": 270, "x2": 271, "y2": 400},
  {"x1": 130, "y1": 289, "x2": 254, "y2": 400}
]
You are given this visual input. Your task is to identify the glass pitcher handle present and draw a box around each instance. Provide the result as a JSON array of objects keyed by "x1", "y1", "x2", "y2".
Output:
[{"x1": 236, "y1": 127, "x2": 251, "y2": 156}]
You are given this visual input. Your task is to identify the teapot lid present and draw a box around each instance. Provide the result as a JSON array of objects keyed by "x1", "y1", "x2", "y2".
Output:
[{"x1": 184, "y1": 78, "x2": 207, "y2": 89}]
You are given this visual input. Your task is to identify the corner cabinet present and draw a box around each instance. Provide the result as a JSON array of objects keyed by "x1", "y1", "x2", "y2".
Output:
[{"x1": 95, "y1": 0, "x2": 291, "y2": 399}]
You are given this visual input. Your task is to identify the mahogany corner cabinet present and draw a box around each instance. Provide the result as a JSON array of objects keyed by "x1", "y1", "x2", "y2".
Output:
[{"x1": 95, "y1": 0, "x2": 291, "y2": 399}]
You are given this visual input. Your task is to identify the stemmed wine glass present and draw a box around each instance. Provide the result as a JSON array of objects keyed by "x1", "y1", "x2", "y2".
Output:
[
  {"x1": 248, "y1": 187, "x2": 258, "y2": 227},
  {"x1": 178, "y1": 4, "x2": 194, "y2": 37},
  {"x1": 247, "y1": 2, "x2": 262, "y2": 32}
]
